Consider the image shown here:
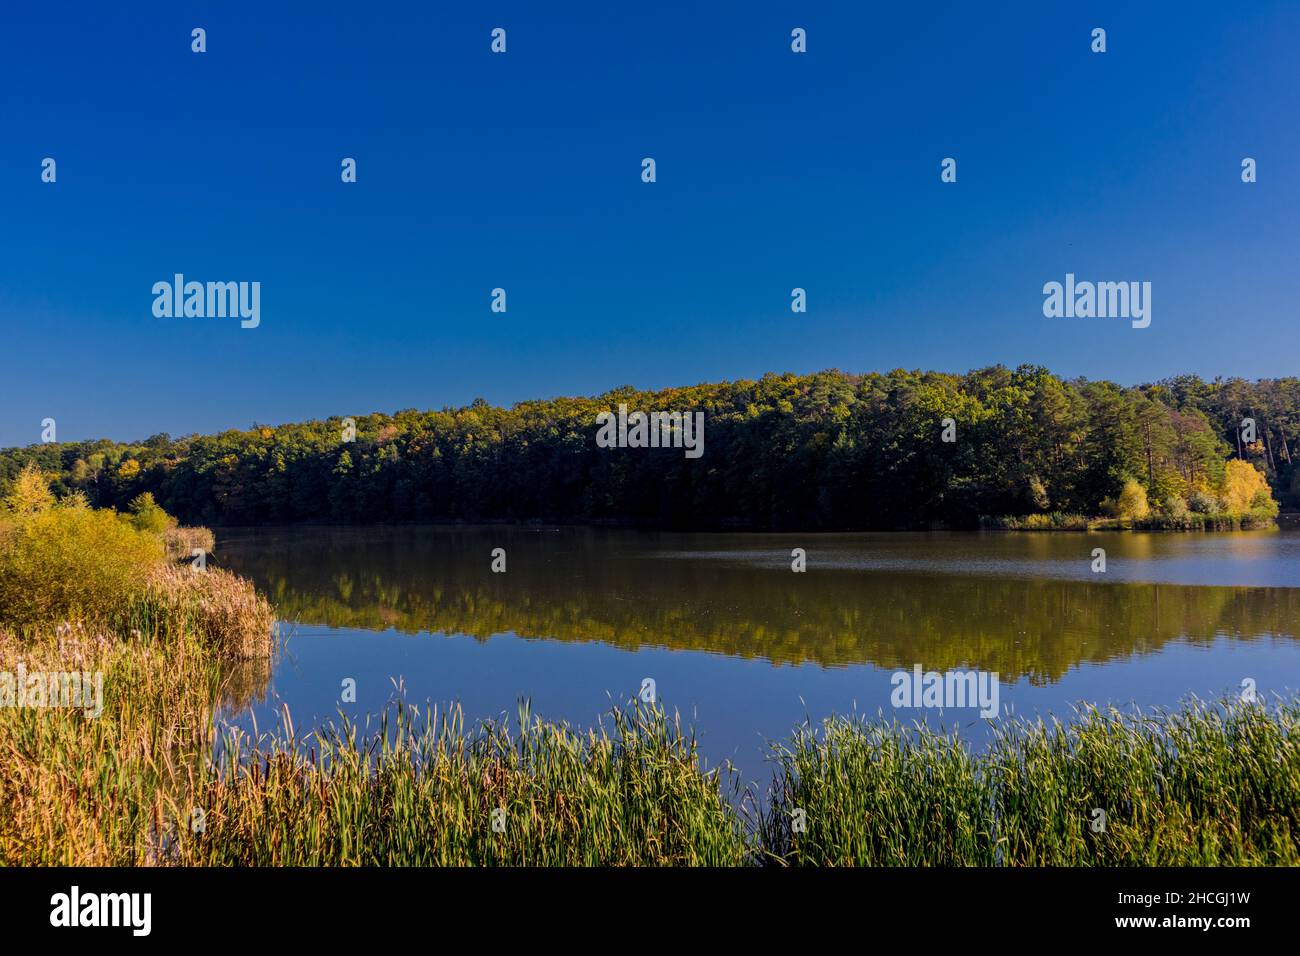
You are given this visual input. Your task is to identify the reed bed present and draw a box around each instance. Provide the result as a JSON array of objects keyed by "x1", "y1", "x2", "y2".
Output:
[
  {"x1": 163, "y1": 526, "x2": 216, "y2": 562},
  {"x1": 125, "y1": 564, "x2": 276, "y2": 659},
  {"x1": 989, "y1": 702, "x2": 1300, "y2": 865},
  {"x1": 765, "y1": 700, "x2": 1300, "y2": 866},
  {"x1": 0, "y1": 478, "x2": 276, "y2": 864},
  {"x1": 182, "y1": 701, "x2": 749, "y2": 866},
  {"x1": 0, "y1": 626, "x2": 220, "y2": 866},
  {"x1": 761, "y1": 715, "x2": 994, "y2": 865}
]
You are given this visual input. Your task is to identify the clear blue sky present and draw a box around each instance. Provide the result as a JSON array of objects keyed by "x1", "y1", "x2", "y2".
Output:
[{"x1": 1, "y1": 1, "x2": 1297, "y2": 447}]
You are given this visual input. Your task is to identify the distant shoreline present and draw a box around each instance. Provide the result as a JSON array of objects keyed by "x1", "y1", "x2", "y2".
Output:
[
  {"x1": 981, "y1": 513, "x2": 1281, "y2": 532},
  {"x1": 2, "y1": 368, "x2": 1293, "y2": 531}
]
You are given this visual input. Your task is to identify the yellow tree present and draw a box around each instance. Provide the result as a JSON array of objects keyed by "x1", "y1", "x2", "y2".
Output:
[
  {"x1": 1221, "y1": 459, "x2": 1274, "y2": 514},
  {"x1": 1116, "y1": 478, "x2": 1150, "y2": 519},
  {"x1": 4, "y1": 463, "x2": 55, "y2": 514}
]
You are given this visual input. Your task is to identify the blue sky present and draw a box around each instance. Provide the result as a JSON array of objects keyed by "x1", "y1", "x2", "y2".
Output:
[{"x1": 1, "y1": 1, "x2": 1297, "y2": 446}]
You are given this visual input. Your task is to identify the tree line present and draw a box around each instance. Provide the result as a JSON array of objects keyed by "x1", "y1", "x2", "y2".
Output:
[{"x1": 2, "y1": 366, "x2": 1293, "y2": 529}]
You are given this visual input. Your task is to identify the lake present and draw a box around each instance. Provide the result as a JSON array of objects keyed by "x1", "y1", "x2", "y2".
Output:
[{"x1": 214, "y1": 525, "x2": 1300, "y2": 781}]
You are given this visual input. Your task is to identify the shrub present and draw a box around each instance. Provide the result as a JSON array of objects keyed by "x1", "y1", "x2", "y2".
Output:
[
  {"x1": 1189, "y1": 490, "x2": 1221, "y2": 514},
  {"x1": 1163, "y1": 495, "x2": 1189, "y2": 519},
  {"x1": 0, "y1": 498, "x2": 163, "y2": 629},
  {"x1": 1115, "y1": 479, "x2": 1150, "y2": 520},
  {"x1": 980, "y1": 514, "x2": 1089, "y2": 531},
  {"x1": 1250, "y1": 489, "x2": 1280, "y2": 520},
  {"x1": 127, "y1": 492, "x2": 177, "y2": 534}
]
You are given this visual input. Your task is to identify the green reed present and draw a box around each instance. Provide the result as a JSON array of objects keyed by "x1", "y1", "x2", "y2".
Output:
[
  {"x1": 989, "y1": 700, "x2": 1300, "y2": 865},
  {"x1": 761, "y1": 714, "x2": 995, "y2": 865},
  {"x1": 765, "y1": 699, "x2": 1299, "y2": 866},
  {"x1": 181, "y1": 698, "x2": 750, "y2": 866}
]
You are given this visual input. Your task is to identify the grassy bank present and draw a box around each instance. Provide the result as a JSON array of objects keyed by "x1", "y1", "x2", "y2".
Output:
[{"x1": 0, "y1": 466, "x2": 274, "y2": 864}]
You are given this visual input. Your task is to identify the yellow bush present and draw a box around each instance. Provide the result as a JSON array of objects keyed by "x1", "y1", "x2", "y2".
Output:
[
  {"x1": 1115, "y1": 479, "x2": 1149, "y2": 520},
  {"x1": 1220, "y1": 459, "x2": 1275, "y2": 515},
  {"x1": 0, "y1": 500, "x2": 163, "y2": 629}
]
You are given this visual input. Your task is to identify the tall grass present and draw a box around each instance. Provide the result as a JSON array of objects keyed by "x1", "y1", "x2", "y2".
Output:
[
  {"x1": 990, "y1": 702, "x2": 1300, "y2": 865},
  {"x1": 0, "y1": 472, "x2": 276, "y2": 863},
  {"x1": 0, "y1": 626, "x2": 221, "y2": 865},
  {"x1": 183, "y1": 700, "x2": 749, "y2": 866},
  {"x1": 125, "y1": 565, "x2": 275, "y2": 659},
  {"x1": 765, "y1": 700, "x2": 1300, "y2": 866},
  {"x1": 761, "y1": 715, "x2": 994, "y2": 865},
  {"x1": 163, "y1": 526, "x2": 216, "y2": 562}
]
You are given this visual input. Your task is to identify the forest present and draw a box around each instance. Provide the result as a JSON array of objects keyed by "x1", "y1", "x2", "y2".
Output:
[{"x1": 1, "y1": 366, "x2": 1293, "y2": 530}]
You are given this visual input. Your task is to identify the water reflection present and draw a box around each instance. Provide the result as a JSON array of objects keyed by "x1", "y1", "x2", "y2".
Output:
[{"x1": 215, "y1": 526, "x2": 1300, "y2": 685}]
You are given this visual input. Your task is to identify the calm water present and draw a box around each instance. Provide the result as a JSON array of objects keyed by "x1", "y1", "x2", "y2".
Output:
[{"x1": 215, "y1": 525, "x2": 1300, "y2": 780}]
